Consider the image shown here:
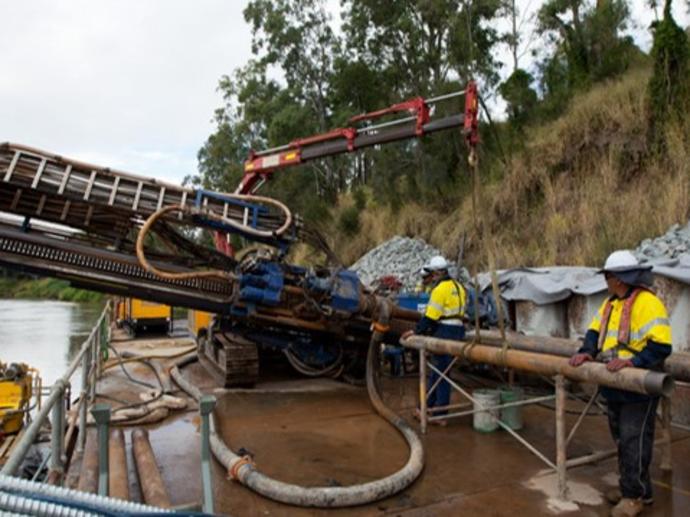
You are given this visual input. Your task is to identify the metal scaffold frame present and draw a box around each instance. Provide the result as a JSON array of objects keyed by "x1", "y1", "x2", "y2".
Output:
[{"x1": 415, "y1": 347, "x2": 674, "y2": 501}]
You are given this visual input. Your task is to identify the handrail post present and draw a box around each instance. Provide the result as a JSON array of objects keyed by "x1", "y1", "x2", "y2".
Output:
[
  {"x1": 95, "y1": 322, "x2": 102, "y2": 380},
  {"x1": 91, "y1": 404, "x2": 111, "y2": 496},
  {"x1": 48, "y1": 380, "x2": 67, "y2": 480},
  {"x1": 90, "y1": 329, "x2": 98, "y2": 401},
  {"x1": 199, "y1": 395, "x2": 216, "y2": 514},
  {"x1": 78, "y1": 348, "x2": 90, "y2": 451}
]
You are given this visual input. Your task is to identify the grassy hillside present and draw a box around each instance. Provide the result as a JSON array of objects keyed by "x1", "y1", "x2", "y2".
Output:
[{"x1": 322, "y1": 68, "x2": 690, "y2": 272}]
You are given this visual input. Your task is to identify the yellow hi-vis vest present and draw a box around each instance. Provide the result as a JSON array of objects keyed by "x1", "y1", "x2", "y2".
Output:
[
  {"x1": 424, "y1": 279, "x2": 466, "y2": 323},
  {"x1": 588, "y1": 290, "x2": 672, "y2": 359}
]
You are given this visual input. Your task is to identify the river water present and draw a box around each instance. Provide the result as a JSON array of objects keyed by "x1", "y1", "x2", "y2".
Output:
[{"x1": 0, "y1": 299, "x2": 103, "y2": 388}]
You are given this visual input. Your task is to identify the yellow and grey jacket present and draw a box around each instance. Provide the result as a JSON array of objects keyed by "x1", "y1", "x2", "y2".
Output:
[
  {"x1": 578, "y1": 288, "x2": 672, "y2": 400},
  {"x1": 586, "y1": 289, "x2": 671, "y2": 363},
  {"x1": 416, "y1": 277, "x2": 466, "y2": 335}
]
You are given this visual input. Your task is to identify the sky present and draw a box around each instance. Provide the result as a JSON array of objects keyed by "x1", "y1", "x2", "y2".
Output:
[{"x1": 1, "y1": 1, "x2": 688, "y2": 185}]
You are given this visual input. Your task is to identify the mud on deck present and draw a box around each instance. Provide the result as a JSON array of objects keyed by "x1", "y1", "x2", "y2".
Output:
[{"x1": 75, "y1": 331, "x2": 690, "y2": 516}]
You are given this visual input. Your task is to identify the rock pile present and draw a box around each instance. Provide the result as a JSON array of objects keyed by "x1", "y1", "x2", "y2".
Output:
[
  {"x1": 350, "y1": 235, "x2": 469, "y2": 291},
  {"x1": 634, "y1": 221, "x2": 690, "y2": 262}
]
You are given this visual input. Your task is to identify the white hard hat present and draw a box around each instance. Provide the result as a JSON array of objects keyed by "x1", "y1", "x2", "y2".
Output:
[
  {"x1": 427, "y1": 255, "x2": 449, "y2": 271},
  {"x1": 600, "y1": 250, "x2": 646, "y2": 273}
]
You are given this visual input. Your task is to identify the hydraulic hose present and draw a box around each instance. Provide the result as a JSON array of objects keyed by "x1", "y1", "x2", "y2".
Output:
[
  {"x1": 136, "y1": 193, "x2": 293, "y2": 282},
  {"x1": 136, "y1": 205, "x2": 236, "y2": 282},
  {"x1": 170, "y1": 299, "x2": 424, "y2": 507},
  {"x1": 283, "y1": 344, "x2": 344, "y2": 377}
]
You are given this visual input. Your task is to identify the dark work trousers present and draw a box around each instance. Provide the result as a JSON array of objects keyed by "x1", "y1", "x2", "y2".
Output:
[
  {"x1": 607, "y1": 397, "x2": 659, "y2": 500},
  {"x1": 426, "y1": 324, "x2": 465, "y2": 416}
]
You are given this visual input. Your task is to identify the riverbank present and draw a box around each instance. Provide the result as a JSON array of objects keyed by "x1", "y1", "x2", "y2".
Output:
[{"x1": 0, "y1": 277, "x2": 103, "y2": 303}]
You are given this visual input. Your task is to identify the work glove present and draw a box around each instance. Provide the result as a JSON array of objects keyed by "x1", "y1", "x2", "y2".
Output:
[
  {"x1": 568, "y1": 353, "x2": 593, "y2": 367},
  {"x1": 606, "y1": 358, "x2": 634, "y2": 372},
  {"x1": 401, "y1": 330, "x2": 415, "y2": 340}
]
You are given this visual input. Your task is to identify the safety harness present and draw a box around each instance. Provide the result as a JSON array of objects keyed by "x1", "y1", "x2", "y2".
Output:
[{"x1": 597, "y1": 287, "x2": 650, "y2": 357}]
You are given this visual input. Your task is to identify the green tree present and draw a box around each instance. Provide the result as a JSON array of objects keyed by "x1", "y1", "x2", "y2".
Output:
[
  {"x1": 647, "y1": 0, "x2": 690, "y2": 150},
  {"x1": 536, "y1": 0, "x2": 640, "y2": 115},
  {"x1": 499, "y1": 68, "x2": 538, "y2": 126},
  {"x1": 197, "y1": 0, "x2": 346, "y2": 216},
  {"x1": 340, "y1": 0, "x2": 503, "y2": 206}
]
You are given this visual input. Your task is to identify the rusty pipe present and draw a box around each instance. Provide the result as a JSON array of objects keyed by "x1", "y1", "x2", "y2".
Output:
[
  {"x1": 108, "y1": 429, "x2": 129, "y2": 501},
  {"x1": 401, "y1": 335, "x2": 674, "y2": 397},
  {"x1": 131, "y1": 429, "x2": 171, "y2": 508},
  {"x1": 468, "y1": 330, "x2": 690, "y2": 383},
  {"x1": 76, "y1": 429, "x2": 99, "y2": 494}
]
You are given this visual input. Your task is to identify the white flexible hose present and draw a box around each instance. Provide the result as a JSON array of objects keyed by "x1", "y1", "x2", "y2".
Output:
[{"x1": 170, "y1": 302, "x2": 424, "y2": 508}]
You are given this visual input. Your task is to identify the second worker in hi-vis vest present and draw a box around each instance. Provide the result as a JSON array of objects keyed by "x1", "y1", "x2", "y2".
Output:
[
  {"x1": 403, "y1": 255, "x2": 466, "y2": 426},
  {"x1": 569, "y1": 250, "x2": 672, "y2": 517}
]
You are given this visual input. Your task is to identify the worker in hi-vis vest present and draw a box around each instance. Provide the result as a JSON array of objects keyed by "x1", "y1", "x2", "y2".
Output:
[
  {"x1": 569, "y1": 250, "x2": 672, "y2": 517},
  {"x1": 402, "y1": 255, "x2": 466, "y2": 426}
]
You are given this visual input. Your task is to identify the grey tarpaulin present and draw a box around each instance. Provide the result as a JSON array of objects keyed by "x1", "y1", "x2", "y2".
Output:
[{"x1": 477, "y1": 259, "x2": 690, "y2": 306}]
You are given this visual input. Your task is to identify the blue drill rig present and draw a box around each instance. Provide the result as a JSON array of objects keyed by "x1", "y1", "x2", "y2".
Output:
[{"x1": 0, "y1": 83, "x2": 479, "y2": 386}]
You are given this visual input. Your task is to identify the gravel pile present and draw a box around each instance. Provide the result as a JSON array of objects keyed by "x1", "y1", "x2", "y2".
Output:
[
  {"x1": 634, "y1": 221, "x2": 690, "y2": 262},
  {"x1": 350, "y1": 235, "x2": 469, "y2": 291}
]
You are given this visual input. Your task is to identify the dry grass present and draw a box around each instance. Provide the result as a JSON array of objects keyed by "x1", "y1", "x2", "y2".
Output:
[{"x1": 318, "y1": 67, "x2": 690, "y2": 271}]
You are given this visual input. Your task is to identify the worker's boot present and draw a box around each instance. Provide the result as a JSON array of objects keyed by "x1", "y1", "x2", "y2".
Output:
[
  {"x1": 605, "y1": 488, "x2": 622, "y2": 504},
  {"x1": 610, "y1": 498, "x2": 643, "y2": 517},
  {"x1": 606, "y1": 488, "x2": 653, "y2": 506}
]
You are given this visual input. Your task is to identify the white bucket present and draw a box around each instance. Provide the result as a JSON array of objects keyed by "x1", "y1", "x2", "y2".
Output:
[{"x1": 473, "y1": 389, "x2": 500, "y2": 433}]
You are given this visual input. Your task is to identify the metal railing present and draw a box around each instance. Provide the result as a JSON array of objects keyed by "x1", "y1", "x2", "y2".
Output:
[{"x1": 1, "y1": 300, "x2": 111, "y2": 479}]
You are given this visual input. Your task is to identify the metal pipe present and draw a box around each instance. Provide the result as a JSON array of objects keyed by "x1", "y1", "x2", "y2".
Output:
[
  {"x1": 78, "y1": 350, "x2": 89, "y2": 451},
  {"x1": 253, "y1": 142, "x2": 292, "y2": 157},
  {"x1": 108, "y1": 429, "x2": 129, "y2": 501},
  {"x1": 90, "y1": 333, "x2": 97, "y2": 401},
  {"x1": 565, "y1": 448, "x2": 617, "y2": 468},
  {"x1": 567, "y1": 437, "x2": 668, "y2": 469},
  {"x1": 426, "y1": 90, "x2": 466, "y2": 104},
  {"x1": 565, "y1": 390, "x2": 599, "y2": 447},
  {"x1": 95, "y1": 324, "x2": 102, "y2": 380},
  {"x1": 427, "y1": 401, "x2": 473, "y2": 414},
  {"x1": 467, "y1": 330, "x2": 690, "y2": 383},
  {"x1": 91, "y1": 404, "x2": 111, "y2": 496},
  {"x1": 402, "y1": 336, "x2": 674, "y2": 397},
  {"x1": 358, "y1": 115, "x2": 416, "y2": 133},
  {"x1": 419, "y1": 350, "x2": 427, "y2": 434},
  {"x1": 199, "y1": 395, "x2": 216, "y2": 514},
  {"x1": 77, "y1": 429, "x2": 99, "y2": 494},
  {"x1": 48, "y1": 384, "x2": 65, "y2": 480},
  {"x1": 436, "y1": 395, "x2": 555, "y2": 421},
  {"x1": 425, "y1": 357, "x2": 458, "y2": 406},
  {"x1": 131, "y1": 429, "x2": 172, "y2": 508},
  {"x1": 555, "y1": 375, "x2": 568, "y2": 500},
  {"x1": 64, "y1": 392, "x2": 85, "y2": 454},
  {"x1": 660, "y1": 397, "x2": 672, "y2": 471},
  {"x1": 0, "y1": 474, "x2": 173, "y2": 514}
]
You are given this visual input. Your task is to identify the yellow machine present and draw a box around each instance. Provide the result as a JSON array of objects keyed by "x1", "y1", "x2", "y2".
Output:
[
  {"x1": 0, "y1": 363, "x2": 36, "y2": 435},
  {"x1": 117, "y1": 297, "x2": 172, "y2": 336},
  {"x1": 187, "y1": 309, "x2": 213, "y2": 339}
]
